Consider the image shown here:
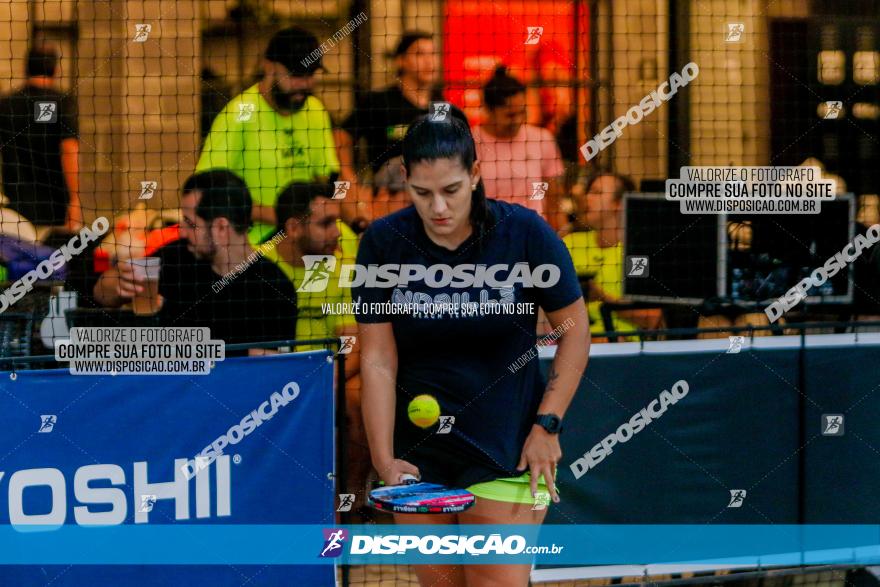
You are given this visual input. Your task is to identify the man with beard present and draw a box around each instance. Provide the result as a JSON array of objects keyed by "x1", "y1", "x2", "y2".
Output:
[
  {"x1": 265, "y1": 182, "x2": 367, "y2": 504},
  {"x1": 93, "y1": 170, "x2": 297, "y2": 354},
  {"x1": 197, "y1": 27, "x2": 339, "y2": 244},
  {"x1": 265, "y1": 182, "x2": 358, "y2": 350}
]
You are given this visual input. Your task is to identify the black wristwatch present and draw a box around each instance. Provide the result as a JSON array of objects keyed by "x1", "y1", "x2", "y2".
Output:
[{"x1": 535, "y1": 413, "x2": 563, "y2": 434}]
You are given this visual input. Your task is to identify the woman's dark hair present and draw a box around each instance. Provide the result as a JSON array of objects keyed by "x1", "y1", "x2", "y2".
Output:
[
  {"x1": 394, "y1": 30, "x2": 433, "y2": 78},
  {"x1": 401, "y1": 113, "x2": 490, "y2": 245},
  {"x1": 395, "y1": 31, "x2": 433, "y2": 57},
  {"x1": 483, "y1": 65, "x2": 526, "y2": 110}
]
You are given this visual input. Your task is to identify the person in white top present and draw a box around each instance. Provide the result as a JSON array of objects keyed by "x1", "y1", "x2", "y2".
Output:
[{"x1": 472, "y1": 66, "x2": 566, "y2": 229}]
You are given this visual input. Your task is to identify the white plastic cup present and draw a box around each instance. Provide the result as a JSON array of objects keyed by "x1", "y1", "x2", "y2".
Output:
[
  {"x1": 128, "y1": 257, "x2": 161, "y2": 280},
  {"x1": 128, "y1": 257, "x2": 161, "y2": 315}
]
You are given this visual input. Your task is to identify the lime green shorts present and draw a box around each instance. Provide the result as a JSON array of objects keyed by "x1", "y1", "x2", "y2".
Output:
[{"x1": 467, "y1": 472, "x2": 556, "y2": 505}]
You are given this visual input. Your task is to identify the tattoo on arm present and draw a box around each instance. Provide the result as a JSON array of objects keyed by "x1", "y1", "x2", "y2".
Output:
[{"x1": 545, "y1": 365, "x2": 560, "y2": 394}]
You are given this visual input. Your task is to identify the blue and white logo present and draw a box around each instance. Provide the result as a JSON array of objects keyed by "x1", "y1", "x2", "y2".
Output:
[
  {"x1": 38, "y1": 415, "x2": 57, "y2": 433},
  {"x1": 320, "y1": 529, "x2": 348, "y2": 558}
]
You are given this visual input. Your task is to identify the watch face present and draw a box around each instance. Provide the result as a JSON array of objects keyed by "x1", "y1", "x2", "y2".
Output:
[{"x1": 540, "y1": 415, "x2": 561, "y2": 433}]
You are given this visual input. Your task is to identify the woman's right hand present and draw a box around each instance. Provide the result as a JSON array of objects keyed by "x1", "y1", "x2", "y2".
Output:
[{"x1": 375, "y1": 458, "x2": 420, "y2": 486}]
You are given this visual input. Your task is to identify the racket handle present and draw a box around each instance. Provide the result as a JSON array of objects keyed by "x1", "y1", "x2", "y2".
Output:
[{"x1": 399, "y1": 473, "x2": 420, "y2": 485}]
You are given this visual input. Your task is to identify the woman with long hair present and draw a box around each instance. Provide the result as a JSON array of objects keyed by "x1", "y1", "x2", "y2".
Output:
[{"x1": 355, "y1": 113, "x2": 590, "y2": 587}]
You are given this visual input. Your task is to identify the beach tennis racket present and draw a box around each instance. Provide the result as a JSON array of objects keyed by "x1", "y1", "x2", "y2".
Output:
[{"x1": 368, "y1": 474, "x2": 476, "y2": 514}]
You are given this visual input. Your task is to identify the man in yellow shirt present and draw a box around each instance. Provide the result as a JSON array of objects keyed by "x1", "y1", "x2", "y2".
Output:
[
  {"x1": 265, "y1": 183, "x2": 358, "y2": 350},
  {"x1": 197, "y1": 27, "x2": 340, "y2": 244},
  {"x1": 266, "y1": 182, "x2": 369, "y2": 500},
  {"x1": 563, "y1": 173, "x2": 664, "y2": 340}
]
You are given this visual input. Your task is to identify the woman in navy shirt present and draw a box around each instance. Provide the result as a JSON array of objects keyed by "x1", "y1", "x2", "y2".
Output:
[{"x1": 356, "y1": 114, "x2": 589, "y2": 587}]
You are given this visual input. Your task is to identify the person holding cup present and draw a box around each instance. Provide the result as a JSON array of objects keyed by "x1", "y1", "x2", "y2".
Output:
[
  {"x1": 94, "y1": 170, "x2": 297, "y2": 352},
  {"x1": 125, "y1": 256, "x2": 162, "y2": 315}
]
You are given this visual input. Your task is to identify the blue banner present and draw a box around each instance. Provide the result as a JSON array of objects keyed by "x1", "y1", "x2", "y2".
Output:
[
  {"x1": 0, "y1": 351, "x2": 335, "y2": 586},
  {"x1": 1, "y1": 524, "x2": 880, "y2": 566},
  {"x1": 3, "y1": 336, "x2": 879, "y2": 584}
]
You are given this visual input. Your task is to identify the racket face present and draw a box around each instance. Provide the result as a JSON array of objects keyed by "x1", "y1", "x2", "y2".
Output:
[{"x1": 368, "y1": 482, "x2": 475, "y2": 514}]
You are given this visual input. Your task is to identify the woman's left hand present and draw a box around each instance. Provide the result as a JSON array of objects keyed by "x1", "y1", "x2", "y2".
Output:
[{"x1": 517, "y1": 426, "x2": 562, "y2": 503}]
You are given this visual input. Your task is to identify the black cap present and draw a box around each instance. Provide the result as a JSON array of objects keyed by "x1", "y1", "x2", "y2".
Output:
[
  {"x1": 265, "y1": 26, "x2": 326, "y2": 75},
  {"x1": 394, "y1": 31, "x2": 433, "y2": 57}
]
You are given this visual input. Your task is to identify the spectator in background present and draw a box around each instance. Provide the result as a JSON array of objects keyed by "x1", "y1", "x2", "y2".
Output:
[
  {"x1": 268, "y1": 181, "x2": 369, "y2": 500},
  {"x1": 267, "y1": 182, "x2": 358, "y2": 350},
  {"x1": 564, "y1": 173, "x2": 664, "y2": 340},
  {"x1": 0, "y1": 46, "x2": 81, "y2": 235},
  {"x1": 199, "y1": 67, "x2": 232, "y2": 145},
  {"x1": 371, "y1": 156, "x2": 412, "y2": 219},
  {"x1": 335, "y1": 31, "x2": 439, "y2": 229},
  {"x1": 197, "y1": 27, "x2": 339, "y2": 245},
  {"x1": 473, "y1": 66, "x2": 565, "y2": 230},
  {"x1": 93, "y1": 170, "x2": 297, "y2": 353}
]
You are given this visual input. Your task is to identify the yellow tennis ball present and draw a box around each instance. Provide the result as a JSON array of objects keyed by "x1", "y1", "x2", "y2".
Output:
[{"x1": 407, "y1": 394, "x2": 441, "y2": 429}]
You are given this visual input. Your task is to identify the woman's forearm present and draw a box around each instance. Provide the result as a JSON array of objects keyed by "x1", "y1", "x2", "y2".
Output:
[
  {"x1": 538, "y1": 340, "x2": 587, "y2": 418},
  {"x1": 361, "y1": 353, "x2": 397, "y2": 469},
  {"x1": 537, "y1": 308, "x2": 590, "y2": 418}
]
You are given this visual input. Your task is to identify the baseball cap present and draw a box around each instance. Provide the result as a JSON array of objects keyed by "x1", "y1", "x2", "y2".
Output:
[{"x1": 265, "y1": 26, "x2": 327, "y2": 75}]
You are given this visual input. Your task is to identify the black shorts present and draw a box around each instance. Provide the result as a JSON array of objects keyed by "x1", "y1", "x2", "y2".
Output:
[{"x1": 394, "y1": 429, "x2": 515, "y2": 489}]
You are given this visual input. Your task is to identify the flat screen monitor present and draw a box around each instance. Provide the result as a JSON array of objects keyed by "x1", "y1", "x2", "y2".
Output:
[
  {"x1": 622, "y1": 194, "x2": 726, "y2": 303},
  {"x1": 621, "y1": 193, "x2": 856, "y2": 304}
]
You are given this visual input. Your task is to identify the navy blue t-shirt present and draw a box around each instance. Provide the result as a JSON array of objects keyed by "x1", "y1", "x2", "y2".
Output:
[{"x1": 354, "y1": 200, "x2": 582, "y2": 487}]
